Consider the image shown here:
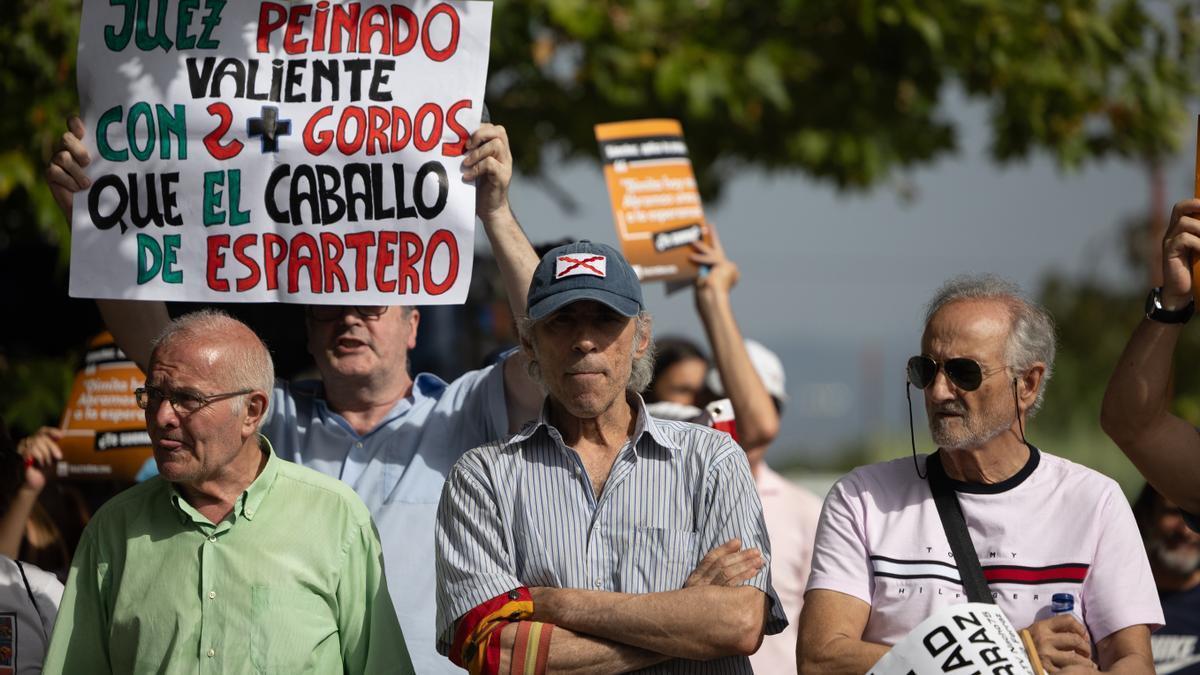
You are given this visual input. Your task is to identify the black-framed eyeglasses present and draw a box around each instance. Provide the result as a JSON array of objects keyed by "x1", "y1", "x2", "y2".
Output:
[
  {"x1": 906, "y1": 355, "x2": 1005, "y2": 392},
  {"x1": 305, "y1": 305, "x2": 389, "y2": 321},
  {"x1": 134, "y1": 385, "x2": 254, "y2": 415}
]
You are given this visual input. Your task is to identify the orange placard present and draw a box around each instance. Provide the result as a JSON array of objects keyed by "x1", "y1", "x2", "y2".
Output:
[
  {"x1": 57, "y1": 332, "x2": 151, "y2": 481},
  {"x1": 595, "y1": 119, "x2": 711, "y2": 282}
]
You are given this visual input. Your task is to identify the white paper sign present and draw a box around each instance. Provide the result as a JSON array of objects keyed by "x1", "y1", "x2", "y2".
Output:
[
  {"x1": 868, "y1": 603, "x2": 1039, "y2": 675},
  {"x1": 70, "y1": 0, "x2": 492, "y2": 305}
]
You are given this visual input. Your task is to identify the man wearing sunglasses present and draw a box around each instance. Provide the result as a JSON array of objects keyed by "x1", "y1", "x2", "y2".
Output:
[
  {"x1": 47, "y1": 119, "x2": 542, "y2": 673},
  {"x1": 43, "y1": 310, "x2": 411, "y2": 673},
  {"x1": 1102, "y1": 199, "x2": 1200, "y2": 532},
  {"x1": 798, "y1": 275, "x2": 1160, "y2": 674}
]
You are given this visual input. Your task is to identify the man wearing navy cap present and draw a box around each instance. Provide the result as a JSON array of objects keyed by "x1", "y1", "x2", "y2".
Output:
[{"x1": 434, "y1": 242, "x2": 786, "y2": 673}]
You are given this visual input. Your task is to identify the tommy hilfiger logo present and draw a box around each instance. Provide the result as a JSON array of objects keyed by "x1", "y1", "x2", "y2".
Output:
[
  {"x1": 871, "y1": 555, "x2": 1089, "y2": 585},
  {"x1": 556, "y1": 255, "x2": 606, "y2": 279}
]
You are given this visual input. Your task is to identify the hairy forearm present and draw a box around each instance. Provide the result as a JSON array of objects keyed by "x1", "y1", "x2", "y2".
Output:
[
  {"x1": 499, "y1": 622, "x2": 668, "y2": 674},
  {"x1": 796, "y1": 635, "x2": 890, "y2": 675},
  {"x1": 1101, "y1": 318, "x2": 1182, "y2": 441},
  {"x1": 695, "y1": 289, "x2": 779, "y2": 455},
  {"x1": 532, "y1": 585, "x2": 766, "y2": 660},
  {"x1": 480, "y1": 207, "x2": 538, "y2": 320},
  {"x1": 1101, "y1": 319, "x2": 1200, "y2": 512},
  {"x1": 1095, "y1": 626, "x2": 1153, "y2": 675}
]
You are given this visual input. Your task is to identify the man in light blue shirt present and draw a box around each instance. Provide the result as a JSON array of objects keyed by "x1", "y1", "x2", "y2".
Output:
[{"x1": 49, "y1": 120, "x2": 543, "y2": 673}]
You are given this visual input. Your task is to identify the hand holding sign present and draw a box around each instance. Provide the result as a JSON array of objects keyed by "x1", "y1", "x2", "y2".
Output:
[
  {"x1": 47, "y1": 116, "x2": 91, "y2": 222},
  {"x1": 17, "y1": 427, "x2": 65, "y2": 492},
  {"x1": 463, "y1": 122, "x2": 513, "y2": 223}
]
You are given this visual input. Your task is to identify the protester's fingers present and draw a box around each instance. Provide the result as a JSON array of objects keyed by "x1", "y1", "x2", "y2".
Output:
[
  {"x1": 463, "y1": 137, "x2": 510, "y2": 170},
  {"x1": 1168, "y1": 200, "x2": 1200, "y2": 234},
  {"x1": 57, "y1": 148, "x2": 92, "y2": 189},
  {"x1": 18, "y1": 436, "x2": 57, "y2": 466},
  {"x1": 715, "y1": 552, "x2": 764, "y2": 585},
  {"x1": 467, "y1": 122, "x2": 508, "y2": 151},
  {"x1": 689, "y1": 250, "x2": 721, "y2": 268},
  {"x1": 465, "y1": 156, "x2": 510, "y2": 184},
  {"x1": 58, "y1": 128, "x2": 92, "y2": 170},
  {"x1": 40, "y1": 427, "x2": 64, "y2": 441},
  {"x1": 1038, "y1": 629, "x2": 1092, "y2": 660},
  {"x1": 1038, "y1": 641, "x2": 1095, "y2": 672},
  {"x1": 67, "y1": 115, "x2": 86, "y2": 142}
]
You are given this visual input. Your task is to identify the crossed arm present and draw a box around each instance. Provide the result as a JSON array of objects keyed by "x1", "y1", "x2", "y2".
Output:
[{"x1": 468, "y1": 542, "x2": 771, "y2": 672}]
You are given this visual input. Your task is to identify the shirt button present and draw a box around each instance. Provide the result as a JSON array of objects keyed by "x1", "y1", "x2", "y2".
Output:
[
  {"x1": 208, "y1": 536, "x2": 217, "y2": 543},
  {"x1": 208, "y1": 591, "x2": 216, "y2": 599},
  {"x1": 207, "y1": 648, "x2": 216, "y2": 658},
  {"x1": 355, "y1": 442, "x2": 363, "y2": 449},
  {"x1": 593, "y1": 579, "x2": 602, "y2": 589}
]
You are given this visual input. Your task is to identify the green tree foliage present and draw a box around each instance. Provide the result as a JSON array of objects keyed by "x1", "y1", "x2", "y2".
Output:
[{"x1": 489, "y1": 0, "x2": 1197, "y2": 197}]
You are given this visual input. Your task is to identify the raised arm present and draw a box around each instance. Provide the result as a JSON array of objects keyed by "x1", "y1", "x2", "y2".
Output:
[
  {"x1": 47, "y1": 115, "x2": 167, "y2": 373},
  {"x1": 1101, "y1": 198, "x2": 1200, "y2": 513},
  {"x1": 2, "y1": 428, "x2": 60, "y2": 558},
  {"x1": 691, "y1": 230, "x2": 780, "y2": 466},
  {"x1": 461, "y1": 123, "x2": 543, "y2": 429}
]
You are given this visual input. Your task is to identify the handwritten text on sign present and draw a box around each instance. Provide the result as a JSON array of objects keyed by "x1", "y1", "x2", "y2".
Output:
[{"x1": 70, "y1": 0, "x2": 493, "y2": 305}]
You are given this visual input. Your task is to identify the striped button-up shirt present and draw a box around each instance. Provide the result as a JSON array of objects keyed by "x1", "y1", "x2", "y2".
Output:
[{"x1": 435, "y1": 397, "x2": 787, "y2": 673}]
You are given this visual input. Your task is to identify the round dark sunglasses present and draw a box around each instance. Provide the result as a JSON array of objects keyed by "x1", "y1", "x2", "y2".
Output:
[{"x1": 906, "y1": 355, "x2": 1004, "y2": 392}]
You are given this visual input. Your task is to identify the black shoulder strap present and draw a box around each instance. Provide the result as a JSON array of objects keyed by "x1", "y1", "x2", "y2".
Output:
[{"x1": 927, "y1": 451, "x2": 994, "y2": 604}]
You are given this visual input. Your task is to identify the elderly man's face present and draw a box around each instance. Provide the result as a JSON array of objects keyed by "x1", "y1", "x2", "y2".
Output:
[
  {"x1": 530, "y1": 300, "x2": 647, "y2": 419},
  {"x1": 145, "y1": 340, "x2": 251, "y2": 485},
  {"x1": 921, "y1": 299, "x2": 1017, "y2": 450},
  {"x1": 306, "y1": 306, "x2": 418, "y2": 384},
  {"x1": 1148, "y1": 496, "x2": 1200, "y2": 576}
]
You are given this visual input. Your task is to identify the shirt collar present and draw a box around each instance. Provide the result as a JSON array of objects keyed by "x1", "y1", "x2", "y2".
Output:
[
  {"x1": 512, "y1": 393, "x2": 682, "y2": 457},
  {"x1": 169, "y1": 435, "x2": 278, "y2": 525},
  {"x1": 313, "y1": 372, "x2": 448, "y2": 437}
]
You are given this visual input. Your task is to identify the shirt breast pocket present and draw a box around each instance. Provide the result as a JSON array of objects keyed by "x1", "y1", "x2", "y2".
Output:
[
  {"x1": 622, "y1": 526, "x2": 697, "y2": 593},
  {"x1": 250, "y1": 587, "x2": 338, "y2": 674}
]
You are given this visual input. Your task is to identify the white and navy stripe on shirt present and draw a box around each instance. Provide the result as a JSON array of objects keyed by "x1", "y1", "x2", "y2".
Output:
[{"x1": 434, "y1": 397, "x2": 787, "y2": 673}]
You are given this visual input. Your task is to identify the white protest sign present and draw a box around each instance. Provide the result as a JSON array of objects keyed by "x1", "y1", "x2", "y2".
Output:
[
  {"x1": 70, "y1": 0, "x2": 492, "y2": 305},
  {"x1": 868, "y1": 603, "x2": 1041, "y2": 675}
]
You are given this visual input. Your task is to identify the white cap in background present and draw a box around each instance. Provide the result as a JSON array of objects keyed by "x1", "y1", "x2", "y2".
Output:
[{"x1": 706, "y1": 339, "x2": 788, "y2": 402}]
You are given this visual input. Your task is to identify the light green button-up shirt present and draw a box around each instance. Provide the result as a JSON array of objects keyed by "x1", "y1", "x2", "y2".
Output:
[{"x1": 43, "y1": 438, "x2": 412, "y2": 674}]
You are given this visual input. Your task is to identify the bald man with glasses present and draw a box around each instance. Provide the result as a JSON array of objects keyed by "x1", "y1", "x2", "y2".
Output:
[
  {"x1": 797, "y1": 275, "x2": 1159, "y2": 674},
  {"x1": 43, "y1": 310, "x2": 411, "y2": 674}
]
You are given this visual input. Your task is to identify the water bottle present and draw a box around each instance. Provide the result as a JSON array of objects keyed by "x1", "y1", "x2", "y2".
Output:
[{"x1": 1051, "y1": 593, "x2": 1074, "y2": 616}]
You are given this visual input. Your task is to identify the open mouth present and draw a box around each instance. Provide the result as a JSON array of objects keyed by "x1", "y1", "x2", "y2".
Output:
[{"x1": 334, "y1": 337, "x2": 369, "y2": 352}]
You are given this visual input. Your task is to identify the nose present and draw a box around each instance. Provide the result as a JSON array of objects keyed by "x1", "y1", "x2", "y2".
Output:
[
  {"x1": 148, "y1": 395, "x2": 180, "y2": 430},
  {"x1": 570, "y1": 324, "x2": 600, "y2": 354},
  {"x1": 926, "y1": 368, "x2": 958, "y2": 405}
]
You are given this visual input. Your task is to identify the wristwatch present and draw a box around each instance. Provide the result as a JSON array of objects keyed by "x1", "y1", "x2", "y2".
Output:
[{"x1": 1145, "y1": 287, "x2": 1195, "y2": 324}]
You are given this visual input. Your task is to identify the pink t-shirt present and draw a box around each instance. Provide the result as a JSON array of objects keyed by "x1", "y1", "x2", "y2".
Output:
[
  {"x1": 806, "y1": 448, "x2": 1163, "y2": 646},
  {"x1": 749, "y1": 465, "x2": 824, "y2": 675}
]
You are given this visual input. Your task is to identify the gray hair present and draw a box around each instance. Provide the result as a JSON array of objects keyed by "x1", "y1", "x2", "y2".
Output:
[
  {"x1": 518, "y1": 310, "x2": 656, "y2": 393},
  {"x1": 150, "y1": 309, "x2": 274, "y2": 425},
  {"x1": 923, "y1": 274, "x2": 1057, "y2": 416}
]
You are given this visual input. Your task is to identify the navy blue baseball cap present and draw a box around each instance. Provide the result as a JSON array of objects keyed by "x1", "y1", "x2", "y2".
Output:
[{"x1": 526, "y1": 241, "x2": 645, "y2": 321}]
